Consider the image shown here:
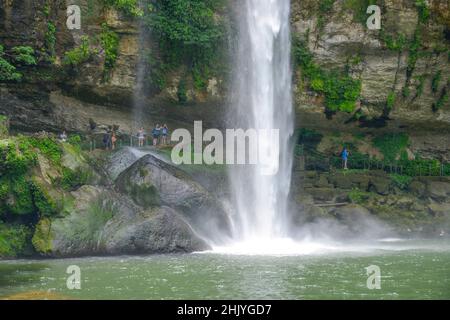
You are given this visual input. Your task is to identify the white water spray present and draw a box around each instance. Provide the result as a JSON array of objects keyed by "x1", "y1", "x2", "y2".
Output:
[{"x1": 224, "y1": 0, "x2": 294, "y2": 243}]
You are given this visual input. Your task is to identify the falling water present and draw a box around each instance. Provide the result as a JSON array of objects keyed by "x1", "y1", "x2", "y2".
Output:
[
  {"x1": 132, "y1": 13, "x2": 149, "y2": 133},
  {"x1": 225, "y1": 0, "x2": 294, "y2": 242}
]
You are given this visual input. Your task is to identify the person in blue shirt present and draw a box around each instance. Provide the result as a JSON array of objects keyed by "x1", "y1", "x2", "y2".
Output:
[
  {"x1": 152, "y1": 124, "x2": 161, "y2": 146},
  {"x1": 161, "y1": 124, "x2": 169, "y2": 145},
  {"x1": 341, "y1": 147, "x2": 349, "y2": 170}
]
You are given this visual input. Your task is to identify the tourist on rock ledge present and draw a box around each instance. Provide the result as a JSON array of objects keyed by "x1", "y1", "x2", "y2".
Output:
[
  {"x1": 103, "y1": 131, "x2": 111, "y2": 150},
  {"x1": 137, "y1": 127, "x2": 145, "y2": 147},
  {"x1": 161, "y1": 124, "x2": 169, "y2": 145},
  {"x1": 341, "y1": 146, "x2": 349, "y2": 170},
  {"x1": 59, "y1": 130, "x2": 67, "y2": 142},
  {"x1": 152, "y1": 124, "x2": 161, "y2": 146},
  {"x1": 111, "y1": 131, "x2": 117, "y2": 150}
]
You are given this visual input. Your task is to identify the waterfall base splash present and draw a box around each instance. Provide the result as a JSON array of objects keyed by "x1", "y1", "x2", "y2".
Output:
[
  {"x1": 210, "y1": 237, "x2": 342, "y2": 256},
  {"x1": 206, "y1": 237, "x2": 445, "y2": 256}
]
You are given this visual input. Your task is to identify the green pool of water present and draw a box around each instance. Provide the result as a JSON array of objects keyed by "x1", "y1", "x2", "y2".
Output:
[{"x1": 1, "y1": 240, "x2": 449, "y2": 299}]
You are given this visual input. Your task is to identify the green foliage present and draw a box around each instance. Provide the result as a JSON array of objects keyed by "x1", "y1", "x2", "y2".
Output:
[
  {"x1": 87, "y1": 198, "x2": 115, "y2": 236},
  {"x1": 145, "y1": 50, "x2": 168, "y2": 91},
  {"x1": 28, "y1": 137, "x2": 62, "y2": 164},
  {"x1": 293, "y1": 38, "x2": 361, "y2": 113},
  {"x1": 415, "y1": 75, "x2": 425, "y2": 98},
  {"x1": 104, "y1": 0, "x2": 143, "y2": 17},
  {"x1": 297, "y1": 128, "x2": 323, "y2": 150},
  {"x1": 348, "y1": 188, "x2": 369, "y2": 204},
  {"x1": 147, "y1": 0, "x2": 223, "y2": 48},
  {"x1": 31, "y1": 218, "x2": 52, "y2": 254},
  {"x1": 100, "y1": 23, "x2": 119, "y2": 79},
  {"x1": 380, "y1": 32, "x2": 407, "y2": 52},
  {"x1": 319, "y1": 0, "x2": 335, "y2": 13},
  {"x1": 145, "y1": 0, "x2": 225, "y2": 91},
  {"x1": 402, "y1": 86, "x2": 410, "y2": 98},
  {"x1": 60, "y1": 167, "x2": 89, "y2": 191},
  {"x1": 407, "y1": 28, "x2": 421, "y2": 77},
  {"x1": 43, "y1": 4, "x2": 50, "y2": 17},
  {"x1": 317, "y1": 0, "x2": 336, "y2": 31},
  {"x1": 401, "y1": 158, "x2": 441, "y2": 176},
  {"x1": 433, "y1": 91, "x2": 449, "y2": 111},
  {"x1": 390, "y1": 174, "x2": 412, "y2": 190},
  {"x1": 415, "y1": 0, "x2": 430, "y2": 24},
  {"x1": 29, "y1": 181, "x2": 57, "y2": 217},
  {"x1": 0, "y1": 224, "x2": 31, "y2": 257},
  {"x1": 11, "y1": 46, "x2": 37, "y2": 66},
  {"x1": 8, "y1": 176, "x2": 35, "y2": 215},
  {"x1": 431, "y1": 71, "x2": 442, "y2": 93},
  {"x1": 45, "y1": 21, "x2": 57, "y2": 58},
  {"x1": 0, "y1": 140, "x2": 37, "y2": 177},
  {"x1": 63, "y1": 36, "x2": 95, "y2": 67},
  {"x1": 0, "y1": 45, "x2": 22, "y2": 81},
  {"x1": 373, "y1": 133, "x2": 409, "y2": 163},
  {"x1": 67, "y1": 134, "x2": 82, "y2": 152},
  {"x1": 343, "y1": 0, "x2": 378, "y2": 24},
  {"x1": 386, "y1": 91, "x2": 396, "y2": 110},
  {"x1": 177, "y1": 78, "x2": 188, "y2": 104},
  {"x1": 0, "y1": 179, "x2": 8, "y2": 203}
]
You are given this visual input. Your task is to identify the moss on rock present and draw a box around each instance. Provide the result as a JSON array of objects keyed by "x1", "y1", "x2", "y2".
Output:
[
  {"x1": 0, "y1": 115, "x2": 9, "y2": 138},
  {"x1": 128, "y1": 183, "x2": 161, "y2": 209},
  {"x1": 31, "y1": 218, "x2": 53, "y2": 254},
  {"x1": 0, "y1": 223, "x2": 31, "y2": 258}
]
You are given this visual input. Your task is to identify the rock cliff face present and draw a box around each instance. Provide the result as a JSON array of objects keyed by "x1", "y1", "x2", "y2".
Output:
[
  {"x1": 1, "y1": 0, "x2": 449, "y2": 158},
  {"x1": 291, "y1": 0, "x2": 450, "y2": 135},
  {"x1": 0, "y1": 0, "x2": 227, "y2": 134},
  {"x1": 43, "y1": 147, "x2": 233, "y2": 258},
  {"x1": 291, "y1": 169, "x2": 450, "y2": 236}
]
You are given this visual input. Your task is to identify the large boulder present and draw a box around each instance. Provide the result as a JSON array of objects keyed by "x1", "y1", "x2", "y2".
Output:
[
  {"x1": 103, "y1": 147, "x2": 149, "y2": 181},
  {"x1": 104, "y1": 206, "x2": 209, "y2": 254},
  {"x1": 115, "y1": 154, "x2": 231, "y2": 242},
  {"x1": 33, "y1": 185, "x2": 208, "y2": 257}
]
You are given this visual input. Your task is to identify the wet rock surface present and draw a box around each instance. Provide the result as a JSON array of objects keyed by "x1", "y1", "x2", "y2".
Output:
[{"x1": 43, "y1": 185, "x2": 209, "y2": 257}]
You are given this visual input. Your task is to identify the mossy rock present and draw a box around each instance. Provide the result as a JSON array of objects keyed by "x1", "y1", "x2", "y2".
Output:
[
  {"x1": 329, "y1": 172, "x2": 370, "y2": 190},
  {"x1": 27, "y1": 175, "x2": 67, "y2": 218},
  {"x1": 1, "y1": 176, "x2": 35, "y2": 216},
  {"x1": 32, "y1": 218, "x2": 53, "y2": 255},
  {"x1": 61, "y1": 142, "x2": 88, "y2": 171},
  {"x1": 35, "y1": 153, "x2": 61, "y2": 185},
  {"x1": 123, "y1": 182, "x2": 161, "y2": 209},
  {"x1": 0, "y1": 223, "x2": 31, "y2": 258},
  {"x1": 0, "y1": 115, "x2": 9, "y2": 138},
  {"x1": 369, "y1": 176, "x2": 392, "y2": 195}
]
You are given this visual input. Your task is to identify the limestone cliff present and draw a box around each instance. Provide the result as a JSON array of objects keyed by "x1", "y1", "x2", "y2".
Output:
[{"x1": 0, "y1": 0, "x2": 449, "y2": 154}]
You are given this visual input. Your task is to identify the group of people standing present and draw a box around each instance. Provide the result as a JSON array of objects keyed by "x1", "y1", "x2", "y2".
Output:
[
  {"x1": 103, "y1": 130, "x2": 118, "y2": 150},
  {"x1": 137, "y1": 124, "x2": 169, "y2": 147}
]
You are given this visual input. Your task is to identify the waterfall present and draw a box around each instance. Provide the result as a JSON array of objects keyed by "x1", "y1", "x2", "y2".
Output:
[
  {"x1": 132, "y1": 11, "x2": 148, "y2": 134},
  {"x1": 226, "y1": 0, "x2": 294, "y2": 242}
]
